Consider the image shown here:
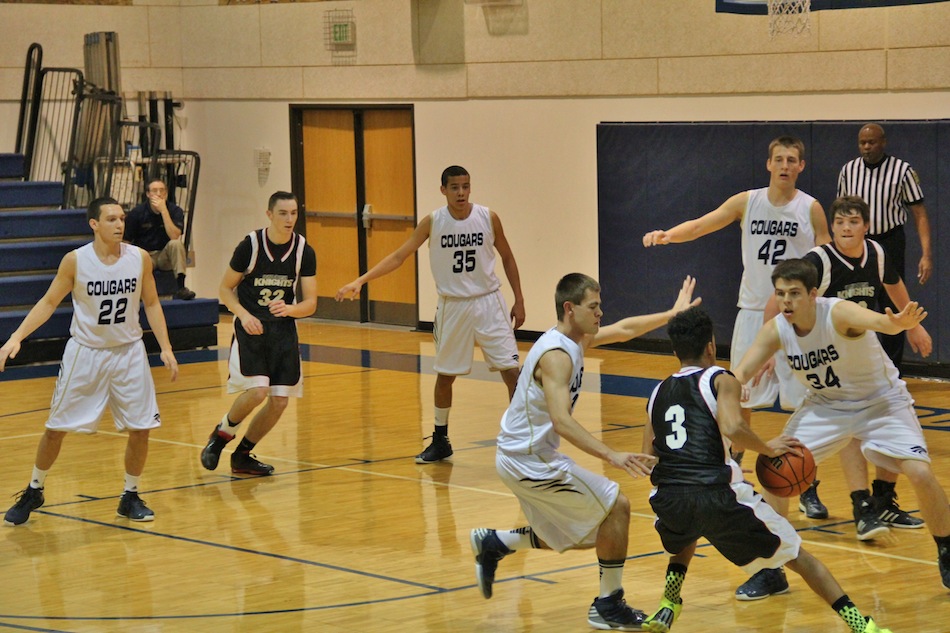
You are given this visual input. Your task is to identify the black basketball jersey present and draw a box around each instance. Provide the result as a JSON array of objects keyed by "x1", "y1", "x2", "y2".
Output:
[
  {"x1": 804, "y1": 239, "x2": 898, "y2": 310},
  {"x1": 231, "y1": 229, "x2": 317, "y2": 321},
  {"x1": 647, "y1": 365, "x2": 733, "y2": 486}
]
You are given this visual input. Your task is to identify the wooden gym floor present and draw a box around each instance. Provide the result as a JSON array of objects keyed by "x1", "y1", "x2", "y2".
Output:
[{"x1": 0, "y1": 318, "x2": 948, "y2": 632}]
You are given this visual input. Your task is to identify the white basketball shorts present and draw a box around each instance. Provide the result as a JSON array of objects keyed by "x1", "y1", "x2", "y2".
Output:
[
  {"x1": 433, "y1": 290, "x2": 519, "y2": 375},
  {"x1": 47, "y1": 338, "x2": 161, "y2": 433}
]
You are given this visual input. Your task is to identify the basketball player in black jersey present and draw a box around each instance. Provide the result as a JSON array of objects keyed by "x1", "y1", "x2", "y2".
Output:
[
  {"x1": 639, "y1": 306, "x2": 891, "y2": 633},
  {"x1": 200, "y1": 191, "x2": 317, "y2": 476}
]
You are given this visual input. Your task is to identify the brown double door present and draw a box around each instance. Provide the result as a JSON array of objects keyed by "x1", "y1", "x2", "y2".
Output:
[{"x1": 292, "y1": 106, "x2": 417, "y2": 326}]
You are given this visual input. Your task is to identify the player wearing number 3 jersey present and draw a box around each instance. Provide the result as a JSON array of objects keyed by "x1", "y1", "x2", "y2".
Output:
[
  {"x1": 1, "y1": 197, "x2": 178, "y2": 526},
  {"x1": 336, "y1": 166, "x2": 525, "y2": 464},
  {"x1": 200, "y1": 192, "x2": 317, "y2": 476}
]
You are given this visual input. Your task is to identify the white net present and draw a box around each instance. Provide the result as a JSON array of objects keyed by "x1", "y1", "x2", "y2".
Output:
[{"x1": 768, "y1": 0, "x2": 811, "y2": 38}]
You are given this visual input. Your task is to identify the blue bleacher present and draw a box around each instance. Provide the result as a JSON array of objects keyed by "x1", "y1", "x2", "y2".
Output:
[
  {"x1": 0, "y1": 153, "x2": 25, "y2": 179},
  {"x1": 0, "y1": 185, "x2": 218, "y2": 367}
]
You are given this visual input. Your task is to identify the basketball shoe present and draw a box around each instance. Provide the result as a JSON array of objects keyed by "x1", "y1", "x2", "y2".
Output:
[
  {"x1": 3, "y1": 486, "x2": 45, "y2": 526},
  {"x1": 415, "y1": 434, "x2": 453, "y2": 464},
  {"x1": 852, "y1": 493, "x2": 889, "y2": 541},
  {"x1": 872, "y1": 480, "x2": 924, "y2": 529},
  {"x1": 864, "y1": 616, "x2": 893, "y2": 633},
  {"x1": 588, "y1": 588, "x2": 647, "y2": 631},
  {"x1": 470, "y1": 528, "x2": 510, "y2": 599},
  {"x1": 734, "y1": 567, "x2": 788, "y2": 601},
  {"x1": 938, "y1": 541, "x2": 950, "y2": 589},
  {"x1": 798, "y1": 480, "x2": 828, "y2": 519},
  {"x1": 643, "y1": 597, "x2": 682, "y2": 633},
  {"x1": 116, "y1": 491, "x2": 154, "y2": 521},
  {"x1": 231, "y1": 451, "x2": 274, "y2": 476},
  {"x1": 200, "y1": 427, "x2": 235, "y2": 470}
]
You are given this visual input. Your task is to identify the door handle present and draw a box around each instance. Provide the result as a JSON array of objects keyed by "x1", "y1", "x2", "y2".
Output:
[{"x1": 361, "y1": 204, "x2": 372, "y2": 229}]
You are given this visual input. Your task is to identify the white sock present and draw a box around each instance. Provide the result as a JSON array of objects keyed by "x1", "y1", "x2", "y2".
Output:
[
  {"x1": 124, "y1": 473, "x2": 140, "y2": 493},
  {"x1": 434, "y1": 406, "x2": 450, "y2": 428},
  {"x1": 30, "y1": 466, "x2": 48, "y2": 489},
  {"x1": 218, "y1": 413, "x2": 240, "y2": 436},
  {"x1": 598, "y1": 559, "x2": 625, "y2": 598},
  {"x1": 495, "y1": 527, "x2": 535, "y2": 551}
]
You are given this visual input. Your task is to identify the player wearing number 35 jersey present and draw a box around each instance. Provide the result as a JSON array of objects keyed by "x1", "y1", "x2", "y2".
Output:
[
  {"x1": 199, "y1": 191, "x2": 317, "y2": 477},
  {"x1": 335, "y1": 166, "x2": 525, "y2": 464},
  {"x1": 1, "y1": 197, "x2": 179, "y2": 526}
]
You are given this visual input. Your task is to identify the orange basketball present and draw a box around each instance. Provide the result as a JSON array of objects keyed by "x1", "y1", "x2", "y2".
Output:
[{"x1": 755, "y1": 447, "x2": 816, "y2": 498}]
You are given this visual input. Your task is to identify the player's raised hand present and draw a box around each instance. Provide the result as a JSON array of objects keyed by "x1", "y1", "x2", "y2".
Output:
[
  {"x1": 885, "y1": 301, "x2": 927, "y2": 331},
  {"x1": 335, "y1": 281, "x2": 362, "y2": 302},
  {"x1": 642, "y1": 230, "x2": 671, "y2": 247},
  {"x1": 670, "y1": 275, "x2": 702, "y2": 315}
]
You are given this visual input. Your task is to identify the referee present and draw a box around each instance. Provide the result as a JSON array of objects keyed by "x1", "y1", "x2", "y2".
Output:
[{"x1": 836, "y1": 123, "x2": 933, "y2": 372}]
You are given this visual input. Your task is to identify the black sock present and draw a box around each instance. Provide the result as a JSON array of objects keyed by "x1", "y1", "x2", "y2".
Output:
[
  {"x1": 433, "y1": 425, "x2": 448, "y2": 438},
  {"x1": 237, "y1": 437, "x2": 256, "y2": 453},
  {"x1": 177, "y1": 274, "x2": 187, "y2": 289}
]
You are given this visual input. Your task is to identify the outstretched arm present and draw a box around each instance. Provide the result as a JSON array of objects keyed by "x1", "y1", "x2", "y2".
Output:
[
  {"x1": 491, "y1": 211, "x2": 525, "y2": 329},
  {"x1": 590, "y1": 276, "x2": 701, "y2": 348},
  {"x1": 336, "y1": 215, "x2": 432, "y2": 301},
  {"x1": 642, "y1": 192, "x2": 748, "y2": 247},
  {"x1": 832, "y1": 297, "x2": 927, "y2": 338},
  {"x1": 541, "y1": 350, "x2": 655, "y2": 478},
  {"x1": 715, "y1": 372, "x2": 800, "y2": 458},
  {"x1": 0, "y1": 252, "x2": 76, "y2": 371}
]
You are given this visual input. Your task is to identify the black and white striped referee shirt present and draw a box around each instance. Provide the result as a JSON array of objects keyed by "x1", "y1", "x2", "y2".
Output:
[{"x1": 836, "y1": 155, "x2": 925, "y2": 236}]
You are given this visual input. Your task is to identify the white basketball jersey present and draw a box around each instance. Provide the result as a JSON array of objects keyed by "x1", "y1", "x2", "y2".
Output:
[
  {"x1": 428, "y1": 204, "x2": 500, "y2": 298},
  {"x1": 497, "y1": 328, "x2": 584, "y2": 456},
  {"x1": 738, "y1": 188, "x2": 817, "y2": 310},
  {"x1": 775, "y1": 297, "x2": 902, "y2": 409},
  {"x1": 71, "y1": 242, "x2": 144, "y2": 348}
]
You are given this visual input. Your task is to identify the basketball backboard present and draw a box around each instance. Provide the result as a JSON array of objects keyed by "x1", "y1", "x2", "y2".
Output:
[{"x1": 716, "y1": 0, "x2": 949, "y2": 14}]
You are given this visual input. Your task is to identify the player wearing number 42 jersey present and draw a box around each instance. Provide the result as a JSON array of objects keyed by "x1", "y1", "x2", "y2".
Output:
[
  {"x1": 1, "y1": 197, "x2": 179, "y2": 526},
  {"x1": 200, "y1": 191, "x2": 317, "y2": 477},
  {"x1": 336, "y1": 166, "x2": 525, "y2": 465}
]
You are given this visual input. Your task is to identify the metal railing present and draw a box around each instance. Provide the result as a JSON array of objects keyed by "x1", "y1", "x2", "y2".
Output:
[{"x1": 16, "y1": 43, "x2": 43, "y2": 176}]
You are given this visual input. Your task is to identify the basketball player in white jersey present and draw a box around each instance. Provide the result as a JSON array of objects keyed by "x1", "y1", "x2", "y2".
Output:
[
  {"x1": 336, "y1": 166, "x2": 525, "y2": 465},
  {"x1": 642, "y1": 136, "x2": 831, "y2": 599},
  {"x1": 1, "y1": 197, "x2": 179, "y2": 526},
  {"x1": 469, "y1": 273, "x2": 698, "y2": 631},
  {"x1": 733, "y1": 258, "x2": 950, "y2": 591}
]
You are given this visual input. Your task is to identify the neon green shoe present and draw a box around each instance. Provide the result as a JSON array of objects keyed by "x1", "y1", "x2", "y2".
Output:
[
  {"x1": 864, "y1": 616, "x2": 892, "y2": 633},
  {"x1": 643, "y1": 597, "x2": 682, "y2": 633}
]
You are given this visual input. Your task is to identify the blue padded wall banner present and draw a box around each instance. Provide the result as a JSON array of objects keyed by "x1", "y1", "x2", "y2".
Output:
[{"x1": 596, "y1": 120, "x2": 946, "y2": 365}]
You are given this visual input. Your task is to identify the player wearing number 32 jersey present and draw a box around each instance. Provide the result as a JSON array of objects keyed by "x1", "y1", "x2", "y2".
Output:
[
  {"x1": 335, "y1": 166, "x2": 525, "y2": 465},
  {"x1": 199, "y1": 191, "x2": 317, "y2": 477}
]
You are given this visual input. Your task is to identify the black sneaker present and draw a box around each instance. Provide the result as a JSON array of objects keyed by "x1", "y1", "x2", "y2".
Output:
[
  {"x1": 854, "y1": 499, "x2": 889, "y2": 541},
  {"x1": 588, "y1": 588, "x2": 647, "y2": 631},
  {"x1": 734, "y1": 568, "x2": 789, "y2": 601},
  {"x1": 798, "y1": 480, "x2": 828, "y2": 519},
  {"x1": 470, "y1": 528, "x2": 510, "y2": 599},
  {"x1": 116, "y1": 491, "x2": 154, "y2": 522},
  {"x1": 938, "y1": 541, "x2": 950, "y2": 590},
  {"x1": 875, "y1": 492, "x2": 925, "y2": 529},
  {"x1": 415, "y1": 435, "x2": 453, "y2": 464},
  {"x1": 4, "y1": 486, "x2": 45, "y2": 526},
  {"x1": 231, "y1": 451, "x2": 274, "y2": 476},
  {"x1": 174, "y1": 286, "x2": 196, "y2": 300},
  {"x1": 200, "y1": 428, "x2": 234, "y2": 471}
]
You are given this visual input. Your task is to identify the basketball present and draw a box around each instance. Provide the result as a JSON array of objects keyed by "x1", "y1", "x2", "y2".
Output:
[{"x1": 755, "y1": 447, "x2": 816, "y2": 498}]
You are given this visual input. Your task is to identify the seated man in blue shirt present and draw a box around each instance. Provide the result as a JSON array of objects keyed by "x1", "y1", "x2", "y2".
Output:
[{"x1": 124, "y1": 178, "x2": 196, "y2": 300}]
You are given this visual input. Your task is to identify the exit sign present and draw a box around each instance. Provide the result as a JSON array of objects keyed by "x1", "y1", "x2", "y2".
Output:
[{"x1": 331, "y1": 21, "x2": 355, "y2": 46}]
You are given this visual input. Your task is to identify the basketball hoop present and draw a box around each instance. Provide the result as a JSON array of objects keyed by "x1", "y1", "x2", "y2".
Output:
[{"x1": 767, "y1": 0, "x2": 811, "y2": 38}]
